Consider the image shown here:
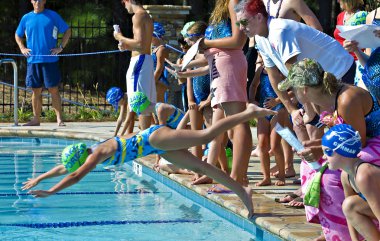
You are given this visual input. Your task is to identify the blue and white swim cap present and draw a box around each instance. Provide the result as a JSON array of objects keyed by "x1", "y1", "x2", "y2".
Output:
[
  {"x1": 322, "y1": 124, "x2": 362, "y2": 158},
  {"x1": 153, "y1": 22, "x2": 165, "y2": 39},
  {"x1": 106, "y1": 87, "x2": 124, "y2": 111}
]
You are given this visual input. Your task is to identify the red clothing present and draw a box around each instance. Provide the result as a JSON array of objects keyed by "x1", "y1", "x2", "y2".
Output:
[{"x1": 333, "y1": 11, "x2": 359, "y2": 60}]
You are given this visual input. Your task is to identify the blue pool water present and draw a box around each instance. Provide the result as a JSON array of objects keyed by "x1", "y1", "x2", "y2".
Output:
[{"x1": 0, "y1": 137, "x2": 258, "y2": 240}]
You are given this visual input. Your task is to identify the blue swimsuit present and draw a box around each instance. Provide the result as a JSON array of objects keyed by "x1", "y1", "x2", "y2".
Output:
[
  {"x1": 152, "y1": 45, "x2": 169, "y2": 86},
  {"x1": 192, "y1": 74, "x2": 210, "y2": 105},
  {"x1": 154, "y1": 103, "x2": 185, "y2": 129},
  {"x1": 205, "y1": 19, "x2": 232, "y2": 40},
  {"x1": 102, "y1": 125, "x2": 166, "y2": 167},
  {"x1": 258, "y1": 72, "x2": 284, "y2": 121},
  {"x1": 335, "y1": 86, "x2": 380, "y2": 138}
]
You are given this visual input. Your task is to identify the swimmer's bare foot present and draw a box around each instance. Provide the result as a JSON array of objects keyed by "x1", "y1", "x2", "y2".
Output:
[
  {"x1": 255, "y1": 178, "x2": 271, "y2": 186},
  {"x1": 246, "y1": 103, "x2": 278, "y2": 119},
  {"x1": 272, "y1": 168, "x2": 296, "y2": 178},
  {"x1": 251, "y1": 146, "x2": 260, "y2": 157},
  {"x1": 192, "y1": 175, "x2": 213, "y2": 185},
  {"x1": 242, "y1": 186, "x2": 254, "y2": 218},
  {"x1": 270, "y1": 165, "x2": 278, "y2": 176},
  {"x1": 23, "y1": 119, "x2": 40, "y2": 126},
  {"x1": 192, "y1": 173, "x2": 201, "y2": 181},
  {"x1": 275, "y1": 179, "x2": 286, "y2": 186}
]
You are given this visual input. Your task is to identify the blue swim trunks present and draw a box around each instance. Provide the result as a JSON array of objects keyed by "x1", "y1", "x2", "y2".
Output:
[{"x1": 26, "y1": 61, "x2": 61, "y2": 88}]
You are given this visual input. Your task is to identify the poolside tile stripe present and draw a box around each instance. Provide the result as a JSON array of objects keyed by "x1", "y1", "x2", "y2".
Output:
[
  {"x1": 0, "y1": 191, "x2": 171, "y2": 197},
  {"x1": 0, "y1": 219, "x2": 201, "y2": 229}
]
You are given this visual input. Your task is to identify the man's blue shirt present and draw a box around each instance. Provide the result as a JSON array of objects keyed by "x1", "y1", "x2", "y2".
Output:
[{"x1": 16, "y1": 9, "x2": 69, "y2": 63}]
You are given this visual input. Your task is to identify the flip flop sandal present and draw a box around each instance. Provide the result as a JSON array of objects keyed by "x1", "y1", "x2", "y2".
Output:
[
  {"x1": 207, "y1": 184, "x2": 233, "y2": 194},
  {"x1": 284, "y1": 197, "x2": 304, "y2": 209},
  {"x1": 274, "y1": 193, "x2": 299, "y2": 203}
]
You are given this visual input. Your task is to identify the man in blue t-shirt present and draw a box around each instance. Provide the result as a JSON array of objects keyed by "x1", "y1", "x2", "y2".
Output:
[{"x1": 15, "y1": 0, "x2": 71, "y2": 126}]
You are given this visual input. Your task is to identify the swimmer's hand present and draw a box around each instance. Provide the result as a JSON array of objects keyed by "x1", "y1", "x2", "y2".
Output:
[
  {"x1": 22, "y1": 178, "x2": 39, "y2": 190},
  {"x1": 28, "y1": 190, "x2": 52, "y2": 198},
  {"x1": 165, "y1": 59, "x2": 182, "y2": 71}
]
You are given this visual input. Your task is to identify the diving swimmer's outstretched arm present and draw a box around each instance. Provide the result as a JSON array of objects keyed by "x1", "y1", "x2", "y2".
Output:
[
  {"x1": 22, "y1": 165, "x2": 67, "y2": 190},
  {"x1": 29, "y1": 141, "x2": 117, "y2": 197}
]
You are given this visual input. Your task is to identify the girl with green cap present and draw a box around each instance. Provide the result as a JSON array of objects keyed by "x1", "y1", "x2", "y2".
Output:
[{"x1": 25, "y1": 103, "x2": 277, "y2": 218}]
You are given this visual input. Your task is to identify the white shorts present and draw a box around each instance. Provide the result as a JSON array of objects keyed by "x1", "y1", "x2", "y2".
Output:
[{"x1": 126, "y1": 54, "x2": 157, "y2": 113}]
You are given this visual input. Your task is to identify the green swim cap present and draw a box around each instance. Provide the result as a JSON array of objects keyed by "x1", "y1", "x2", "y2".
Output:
[
  {"x1": 129, "y1": 91, "x2": 151, "y2": 115},
  {"x1": 61, "y1": 143, "x2": 88, "y2": 173}
]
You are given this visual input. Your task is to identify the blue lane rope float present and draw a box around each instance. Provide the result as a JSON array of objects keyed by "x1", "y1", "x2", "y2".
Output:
[
  {"x1": 0, "y1": 50, "x2": 124, "y2": 58},
  {"x1": 0, "y1": 219, "x2": 201, "y2": 229},
  {"x1": 0, "y1": 191, "x2": 171, "y2": 197}
]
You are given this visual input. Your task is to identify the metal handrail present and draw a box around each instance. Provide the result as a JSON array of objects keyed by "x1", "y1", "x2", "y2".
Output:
[{"x1": 0, "y1": 59, "x2": 18, "y2": 126}]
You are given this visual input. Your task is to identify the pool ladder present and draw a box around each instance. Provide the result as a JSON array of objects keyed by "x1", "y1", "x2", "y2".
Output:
[{"x1": 0, "y1": 59, "x2": 18, "y2": 126}]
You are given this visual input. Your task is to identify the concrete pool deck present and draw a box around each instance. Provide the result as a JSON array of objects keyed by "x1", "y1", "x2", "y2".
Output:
[{"x1": 0, "y1": 121, "x2": 323, "y2": 240}]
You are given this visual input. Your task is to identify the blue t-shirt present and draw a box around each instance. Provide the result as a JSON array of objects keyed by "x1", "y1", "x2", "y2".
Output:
[{"x1": 16, "y1": 9, "x2": 69, "y2": 63}]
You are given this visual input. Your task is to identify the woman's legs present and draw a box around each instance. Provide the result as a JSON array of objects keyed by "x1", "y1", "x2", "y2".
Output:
[
  {"x1": 223, "y1": 101, "x2": 252, "y2": 185},
  {"x1": 343, "y1": 195, "x2": 380, "y2": 241},
  {"x1": 162, "y1": 150, "x2": 253, "y2": 217}
]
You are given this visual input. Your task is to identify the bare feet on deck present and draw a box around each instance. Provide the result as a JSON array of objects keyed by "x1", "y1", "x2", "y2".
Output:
[
  {"x1": 23, "y1": 119, "x2": 40, "y2": 126},
  {"x1": 255, "y1": 178, "x2": 271, "y2": 186},
  {"x1": 192, "y1": 175, "x2": 213, "y2": 185},
  {"x1": 270, "y1": 166, "x2": 296, "y2": 178}
]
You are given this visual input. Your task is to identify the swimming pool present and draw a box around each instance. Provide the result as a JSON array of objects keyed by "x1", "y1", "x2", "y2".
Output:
[{"x1": 0, "y1": 137, "x2": 264, "y2": 240}]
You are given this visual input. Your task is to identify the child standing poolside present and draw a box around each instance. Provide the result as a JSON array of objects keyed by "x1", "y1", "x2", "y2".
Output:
[
  {"x1": 151, "y1": 22, "x2": 170, "y2": 103},
  {"x1": 251, "y1": 64, "x2": 287, "y2": 186},
  {"x1": 106, "y1": 87, "x2": 135, "y2": 136},
  {"x1": 24, "y1": 103, "x2": 278, "y2": 218}
]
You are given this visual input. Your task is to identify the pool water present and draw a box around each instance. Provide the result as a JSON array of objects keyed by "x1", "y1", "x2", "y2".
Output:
[{"x1": 0, "y1": 137, "x2": 257, "y2": 240}]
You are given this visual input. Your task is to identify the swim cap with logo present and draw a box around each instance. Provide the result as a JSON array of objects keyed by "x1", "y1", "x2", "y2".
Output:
[{"x1": 61, "y1": 143, "x2": 89, "y2": 172}]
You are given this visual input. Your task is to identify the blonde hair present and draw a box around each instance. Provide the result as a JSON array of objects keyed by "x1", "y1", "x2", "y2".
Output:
[
  {"x1": 187, "y1": 21, "x2": 208, "y2": 35},
  {"x1": 209, "y1": 0, "x2": 230, "y2": 25},
  {"x1": 340, "y1": 0, "x2": 364, "y2": 11},
  {"x1": 321, "y1": 72, "x2": 342, "y2": 95}
]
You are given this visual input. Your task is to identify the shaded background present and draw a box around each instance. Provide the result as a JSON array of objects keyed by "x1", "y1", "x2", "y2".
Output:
[{"x1": 0, "y1": 0, "x2": 377, "y2": 115}]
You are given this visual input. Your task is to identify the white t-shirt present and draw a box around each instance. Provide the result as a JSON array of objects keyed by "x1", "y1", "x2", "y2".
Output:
[{"x1": 256, "y1": 19, "x2": 354, "y2": 79}]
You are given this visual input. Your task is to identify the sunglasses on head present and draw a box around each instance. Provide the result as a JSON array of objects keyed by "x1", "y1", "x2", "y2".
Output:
[{"x1": 236, "y1": 18, "x2": 250, "y2": 27}]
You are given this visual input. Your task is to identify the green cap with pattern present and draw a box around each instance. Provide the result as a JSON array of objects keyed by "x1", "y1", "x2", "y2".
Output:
[
  {"x1": 61, "y1": 143, "x2": 88, "y2": 173},
  {"x1": 278, "y1": 58, "x2": 324, "y2": 91},
  {"x1": 129, "y1": 91, "x2": 151, "y2": 115}
]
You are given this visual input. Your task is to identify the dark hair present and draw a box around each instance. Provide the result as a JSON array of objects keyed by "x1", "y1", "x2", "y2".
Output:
[
  {"x1": 177, "y1": 36, "x2": 188, "y2": 47},
  {"x1": 187, "y1": 21, "x2": 208, "y2": 35}
]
